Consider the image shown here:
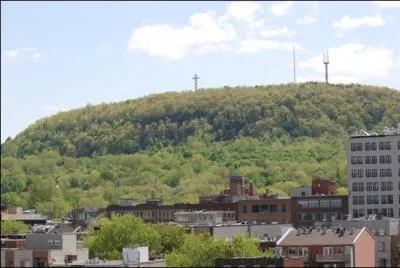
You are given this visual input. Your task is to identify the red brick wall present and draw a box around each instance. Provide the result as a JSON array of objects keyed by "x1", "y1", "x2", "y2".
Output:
[
  {"x1": 237, "y1": 199, "x2": 291, "y2": 223},
  {"x1": 391, "y1": 234, "x2": 400, "y2": 267},
  {"x1": 284, "y1": 257, "x2": 304, "y2": 267},
  {"x1": 312, "y1": 179, "x2": 337, "y2": 195}
]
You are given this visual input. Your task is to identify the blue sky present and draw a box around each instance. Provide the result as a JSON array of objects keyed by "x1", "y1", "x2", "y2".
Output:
[{"x1": 2, "y1": 1, "x2": 400, "y2": 142}]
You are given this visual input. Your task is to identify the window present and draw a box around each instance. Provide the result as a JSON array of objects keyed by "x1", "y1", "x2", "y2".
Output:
[
  {"x1": 352, "y1": 170, "x2": 357, "y2": 178},
  {"x1": 371, "y1": 142, "x2": 377, "y2": 150},
  {"x1": 379, "y1": 142, "x2": 385, "y2": 150},
  {"x1": 359, "y1": 196, "x2": 364, "y2": 205},
  {"x1": 380, "y1": 155, "x2": 385, "y2": 164},
  {"x1": 299, "y1": 248, "x2": 309, "y2": 257},
  {"x1": 351, "y1": 156, "x2": 357, "y2": 164},
  {"x1": 365, "y1": 156, "x2": 371, "y2": 164},
  {"x1": 388, "y1": 208, "x2": 393, "y2": 217},
  {"x1": 372, "y1": 169, "x2": 378, "y2": 177},
  {"x1": 388, "y1": 195, "x2": 393, "y2": 204},
  {"x1": 366, "y1": 169, "x2": 371, "y2": 178},
  {"x1": 288, "y1": 248, "x2": 297, "y2": 256},
  {"x1": 297, "y1": 200, "x2": 308, "y2": 208},
  {"x1": 352, "y1": 182, "x2": 358, "y2": 192},
  {"x1": 367, "y1": 195, "x2": 373, "y2": 204},
  {"x1": 352, "y1": 196, "x2": 358, "y2": 205},
  {"x1": 385, "y1": 142, "x2": 391, "y2": 150},
  {"x1": 358, "y1": 182, "x2": 364, "y2": 192},
  {"x1": 386, "y1": 155, "x2": 391, "y2": 164},
  {"x1": 386, "y1": 169, "x2": 392, "y2": 177},
  {"x1": 381, "y1": 195, "x2": 387, "y2": 204},
  {"x1": 379, "y1": 258, "x2": 387, "y2": 267},
  {"x1": 380, "y1": 169, "x2": 386, "y2": 177},
  {"x1": 269, "y1": 205, "x2": 278, "y2": 212},
  {"x1": 387, "y1": 182, "x2": 393, "y2": 191},
  {"x1": 398, "y1": 141, "x2": 400, "y2": 149},
  {"x1": 378, "y1": 242, "x2": 385, "y2": 252},
  {"x1": 358, "y1": 169, "x2": 363, "y2": 178},
  {"x1": 330, "y1": 199, "x2": 342, "y2": 208},
  {"x1": 398, "y1": 155, "x2": 400, "y2": 163},
  {"x1": 357, "y1": 143, "x2": 362, "y2": 151},
  {"x1": 351, "y1": 143, "x2": 357, "y2": 151},
  {"x1": 381, "y1": 182, "x2": 386, "y2": 191},
  {"x1": 261, "y1": 205, "x2": 269, "y2": 212},
  {"x1": 372, "y1": 156, "x2": 377, "y2": 164},
  {"x1": 365, "y1": 142, "x2": 370, "y2": 151},
  {"x1": 308, "y1": 200, "x2": 319, "y2": 208},
  {"x1": 282, "y1": 204, "x2": 286, "y2": 212},
  {"x1": 320, "y1": 199, "x2": 330, "y2": 208},
  {"x1": 323, "y1": 247, "x2": 333, "y2": 256},
  {"x1": 373, "y1": 195, "x2": 379, "y2": 204},
  {"x1": 357, "y1": 156, "x2": 363, "y2": 164},
  {"x1": 252, "y1": 205, "x2": 260, "y2": 213},
  {"x1": 367, "y1": 182, "x2": 372, "y2": 191},
  {"x1": 373, "y1": 182, "x2": 379, "y2": 191}
]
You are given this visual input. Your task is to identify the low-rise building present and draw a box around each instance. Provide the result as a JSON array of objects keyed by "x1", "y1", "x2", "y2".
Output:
[
  {"x1": 315, "y1": 217, "x2": 400, "y2": 267},
  {"x1": 276, "y1": 226, "x2": 376, "y2": 267},
  {"x1": 69, "y1": 206, "x2": 105, "y2": 228},
  {"x1": 1, "y1": 206, "x2": 47, "y2": 226},
  {"x1": 215, "y1": 256, "x2": 304, "y2": 267},
  {"x1": 175, "y1": 211, "x2": 224, "y2": 226},
  {"x1": 237, "y1": 198, "x2": 291, "y2": 224}
]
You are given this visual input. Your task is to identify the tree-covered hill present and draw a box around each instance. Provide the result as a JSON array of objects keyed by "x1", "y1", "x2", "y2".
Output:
[
  {"x1": 1, "y1": 82, "x2": 399, "y2": 218},
  {"x1": 2, "y1": 82, "x2": 400, "y2": 158}
]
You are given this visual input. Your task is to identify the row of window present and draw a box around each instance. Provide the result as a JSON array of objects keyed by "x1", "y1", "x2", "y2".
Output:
[
  {"x1": 352, "y1": 208, "x2": 395, "y2": 218},
  {"x1": 351, "y1": 181, "x2": 395, "y2": 192},
  {"x1": 351, "y1": 168, "x2": 395, "y2": 178},
  {"x1": 350, "y1": 141, "x2": 398, "y2": 151},
  {"x1": 350, "y1": 155, "x2": 398, "y2": 164},
  {"x1": 296, "y1": 199, "x2": 342, "y2": 209},
  {"x1": 296, "y1": 212, "x2": 341, "y2": 221},
  {"x1": 352, "y1": 195, "x2": 394, "y2": 205},
  {"x1": 243, "y1": 204, "x2": 285, "y2": 214}
]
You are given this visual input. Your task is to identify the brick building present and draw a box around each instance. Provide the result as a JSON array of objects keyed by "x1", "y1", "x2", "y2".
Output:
[
  {"x1": 215, "y1": 256, "x2": 304, "y2": 267},
  {"x1": 276, "y1": 226, "x2": 376, "y2": 267},
  {"x1": 236, "y1": 198, "x2": 291, "y2": 224}
]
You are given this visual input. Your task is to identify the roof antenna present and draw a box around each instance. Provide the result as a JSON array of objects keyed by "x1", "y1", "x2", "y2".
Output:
[{"x1": 323, "y1": 50, "x2": 329, "y2": 84}]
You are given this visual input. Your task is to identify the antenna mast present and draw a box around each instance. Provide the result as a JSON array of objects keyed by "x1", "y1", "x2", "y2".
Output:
[
  {"x1": 293, "y1": 46, "x2": 296, "y2": 84},
  {"x1": 323, "y1": 50, "x2": 329, "y2": 84},
  {"x1": 193, "y1": 74, "x2": 199, "y2": 91}
]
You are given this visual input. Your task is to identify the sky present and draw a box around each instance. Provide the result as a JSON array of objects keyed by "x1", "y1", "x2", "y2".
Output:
[{"x1": 2, "y1": 1, "x2": 400, "y2": 142}]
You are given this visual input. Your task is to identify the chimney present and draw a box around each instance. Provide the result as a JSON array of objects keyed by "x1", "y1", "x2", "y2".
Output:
[{"x1": 249, "y1": 183, "x2": 254, "y2": 196}]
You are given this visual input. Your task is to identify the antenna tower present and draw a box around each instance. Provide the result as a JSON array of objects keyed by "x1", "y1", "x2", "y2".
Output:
[
  {"x1": 323, "y1": 50, "x2": 329, "y2": 84},
  {"x1": 193, "y1": 74, "x2": 199, "y2": 91}
]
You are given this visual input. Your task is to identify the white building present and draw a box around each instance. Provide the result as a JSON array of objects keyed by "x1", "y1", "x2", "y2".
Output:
[{"x1": 347, "y1": 126, "x2": 400, "y2": 219}]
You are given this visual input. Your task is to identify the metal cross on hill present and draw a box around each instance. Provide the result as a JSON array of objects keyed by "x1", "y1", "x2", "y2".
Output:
[{"x1": 193, "y1": 74, "x2": 199, "y2": 91}]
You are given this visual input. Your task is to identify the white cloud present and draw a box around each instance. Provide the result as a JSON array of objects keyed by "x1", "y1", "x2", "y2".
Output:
[
  {"x1": 333, "y1": 15, "x2": 385, "y2": 32},
  {"x1": 270, "y1": 1, "x2": 293, "y2": 16},
  {"x1": 128, "y1": 10, "x2": 236, "y2": 60},
  {"x1": 224, "y1": 1, "x2": 264, "y2": 29},
  {"x1": 371, "y1": 1, "x2": 400, "y2": 8},
  {"x1": 3, "y1": 47, "x2": 43, "y2": 63},
  {"x1": 298, "y1": 43, "x2": 394, "y2": 84},
  {"x1": 296, "y1": 16, "x2": 317, "y2": 25},
  {"x1": 3, "y1": 50, "x2": 19, "y2": 61},
  {"x1": 32, "y1": 52, "x2": 43, "y2": 62},
  {"x1": 261, "y1": 26, "x2": 297, "y2": 38},
  {"x1": 238, "y1": 39, "x2": 301, "y2": 53}
]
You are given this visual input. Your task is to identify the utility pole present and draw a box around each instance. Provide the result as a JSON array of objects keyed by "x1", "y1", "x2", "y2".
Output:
[
  {"x1": 293, "y1": 46, "x2": 296, "y2": 84},
  {"x1": 323, "y1": 50, "x2": 329, "y2": 84},
  {"x1": 193, "y1": 74, "x2": 199, "y2": 91}
]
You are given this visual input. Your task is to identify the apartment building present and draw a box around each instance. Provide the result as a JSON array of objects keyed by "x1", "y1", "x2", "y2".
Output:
[
  {"x1": 315, "y1": 217, "x2": 400, "y2": 267},
  {"x1": 276, "y1": 226, "x2": 376, "y2": 267},
  {"x1": 347, "y1": 127, "x2": 400, "y2": 219}
]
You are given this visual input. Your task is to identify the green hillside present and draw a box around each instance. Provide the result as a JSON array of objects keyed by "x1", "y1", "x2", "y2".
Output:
[{"x1": 1, "y1": 82, "x2": 399, "y2": 219}]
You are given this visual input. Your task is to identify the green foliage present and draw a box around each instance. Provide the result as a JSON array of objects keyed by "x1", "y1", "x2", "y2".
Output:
[
  {"x1": 1, "y1": 83, "x2": 399, "y2": 212},
  {"x1": 154, "y1": 223, "x2": 189, "y2": 254},
  {"x1": 166, "y1": 234, "x2": 277, "y2": 267},
  {"x1": 1, "y1": 220, "x2": 30, "y2": 235},
  {"x1": 84, "y1": 215, "x2": 161, "y2": 260}
]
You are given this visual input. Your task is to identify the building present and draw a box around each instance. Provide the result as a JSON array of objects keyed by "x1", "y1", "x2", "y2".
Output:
[
  {"x1": 1, "y1": 224, "x2": 89, "y2": 267},
  {"x1": 106, "y1": 200, "x2": 237, "y2": 224},
  {"x1": 315, "y1": 217, "x2": 400, "y2": 267},
  {"x1": 175, "y1": 211, "x2": 224, "y2": 226},
  {"x1": 237, "y1": 198, "x2": 291, "y2": 224},
  {"x1": 69, "y1": 206, "x2": 105, "y2": 228},
  {"x1": 1, "y1": 206, "x2": 47, "y2": 226},
  {"x1": 276, "y1": 226, "x2": 376, "y2": 267},
  {"x1": 215, "y1": 256, "x2": 304, "y2": 267},
  {"x1": 292, "y1": 178, "x2": 337, "y2": 197},
  {"x1": 199, "y1": 176, "x2": 259, "y2": 203},
  {"x1": 347, "y1": 127, "x2": 400, "y2": 219},
  {"x1": 290, "y1": 195, "x2": 349, "y2": 227}
]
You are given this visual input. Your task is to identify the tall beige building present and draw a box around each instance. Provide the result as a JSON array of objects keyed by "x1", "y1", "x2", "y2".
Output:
[{"x1": 347, "y1": 126, "x2": 400, "y2": 219}]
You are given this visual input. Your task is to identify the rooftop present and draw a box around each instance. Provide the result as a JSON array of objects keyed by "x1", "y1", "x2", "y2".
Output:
[
  {"x1": 349, "y1": 125, "x2": 400, "y2": 138},
  {"x1": 277, "y1": 227, "x2": 367, "y2": 246}
]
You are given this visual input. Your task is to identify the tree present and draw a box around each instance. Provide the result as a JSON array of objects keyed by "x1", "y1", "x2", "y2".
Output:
[
  {"x1": 1, "y1": 220, "x2": 30, "y2": 235},
  {"x1": 154, "y1": 223, "x2": 188, "y2": 254},
  {"x1": 84, "y1": 215, "x2": 161, "y2": 260},
  {"x1": 166, "y1": 234, "x2": 276, "y2": 267}
]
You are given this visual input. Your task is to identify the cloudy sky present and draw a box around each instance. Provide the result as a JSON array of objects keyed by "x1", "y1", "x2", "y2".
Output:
[{"x1": 1, "y1": 1, "x2": 400, "y2": 142}]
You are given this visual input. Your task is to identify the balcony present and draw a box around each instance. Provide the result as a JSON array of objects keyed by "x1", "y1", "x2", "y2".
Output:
[{"x1": 316, "y1": 254, "x2": 350, "y2": 263}]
